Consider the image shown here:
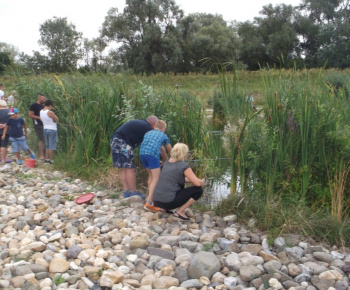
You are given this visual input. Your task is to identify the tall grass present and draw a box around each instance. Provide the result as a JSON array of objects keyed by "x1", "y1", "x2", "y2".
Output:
[
  {"x1": 212, "y1": 67, "x2": 350, "y2": 245},
  {"x1": 14, "y1": 73, "x2": 216, "y2": 178}
]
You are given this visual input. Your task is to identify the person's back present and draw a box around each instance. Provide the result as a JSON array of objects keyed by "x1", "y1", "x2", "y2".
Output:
[
  {"x1": 40, "y1": 109, "x2": 57, "y2": 130},
  {"x1": 140, "y1": 128, "x2": 170, "y2": 158},
  {"x1": 113, "y1": 119, "x2": 152, "y2": 148},
  {"x1": 0, "y1": 107, "x2": 10, "y2": 133},
  {"x1": 40, "y1": 100, "x2": 58, "y2": 164},
  {"x1": 29, "y1": 94, "x2": 46, "y2": 159},
  {"x1": 0, "y1": 101, "x2": 11, "y2": 163}
]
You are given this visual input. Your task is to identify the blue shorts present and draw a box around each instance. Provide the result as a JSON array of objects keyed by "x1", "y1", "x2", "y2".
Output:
[
  {"x1": 140, "y1": 154, "x2": 160, "y2": 169},
  {"x1": 44, "y1": 129, "x2": 57, "y2": 150},
  {"x1": 110, "y1": 136, "x2": 135, "y2": 168},
  {"x1": 9, "y1": 136, "x2": 29, "y2": 152}
]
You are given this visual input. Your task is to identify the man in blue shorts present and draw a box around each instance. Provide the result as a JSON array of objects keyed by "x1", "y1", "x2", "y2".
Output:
[{"x1": 110, "y1": 115, "x2": 158, "y2": 198}]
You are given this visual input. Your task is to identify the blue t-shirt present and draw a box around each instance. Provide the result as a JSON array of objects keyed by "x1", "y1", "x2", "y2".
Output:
[
  {"x1": 140, "y1": 129, "x2": 170, "y2": 158},
  {"x1": 6, "y1": 117, "x2": 25, "y2": 138}
]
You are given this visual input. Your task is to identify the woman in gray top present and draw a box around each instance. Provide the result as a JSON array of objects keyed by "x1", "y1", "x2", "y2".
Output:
[{"x1": 153, "y1": 143, "x2": 205, "y2": 221}]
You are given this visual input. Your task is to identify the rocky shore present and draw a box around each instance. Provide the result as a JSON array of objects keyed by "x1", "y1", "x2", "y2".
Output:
[{"x1": 0, "y1": 160, "x2": 350, "y2": 290}]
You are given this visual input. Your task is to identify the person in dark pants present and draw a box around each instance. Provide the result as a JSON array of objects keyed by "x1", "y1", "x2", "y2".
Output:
[
  {"x1": 0, "y1": 100, "x2": 11, "y2": 163},
  {"x1": 153, "y1": 143, "x2": 205, "y2": 221},
  {"x1": 29, "y1": 94, "x2": 46, "y2": 160},
  {"x1": 110, "y1": 115, "x2": 158, "y2": 198}
]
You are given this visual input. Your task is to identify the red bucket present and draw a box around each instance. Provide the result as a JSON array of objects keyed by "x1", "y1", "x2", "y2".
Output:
[{"x1": 25, "y1": 159, "x2": 36, "y2": 168}]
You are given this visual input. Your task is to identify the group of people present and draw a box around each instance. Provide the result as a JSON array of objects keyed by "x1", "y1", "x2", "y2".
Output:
[
  {"x1": 110, "y1": 115, "x2": 205, "y2": 221},
  {"x1": 0, "y1": 86, "x2": 59, "y2": 165},
  {"x1": 29, "y1": 94, "x2": 59, "y2": 164}
]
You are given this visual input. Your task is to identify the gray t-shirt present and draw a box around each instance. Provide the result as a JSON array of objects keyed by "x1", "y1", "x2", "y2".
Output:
[
  {"x1": 0, "y1": 108, "x2": 10, "y2": 134},
  {"x1": 154, "y1": 161, "x2": 190, "y2": 203}
]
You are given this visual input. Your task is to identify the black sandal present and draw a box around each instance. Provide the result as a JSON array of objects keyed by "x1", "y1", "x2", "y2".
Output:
[{"x1": 173, "y1": 211, "x2": 190, "y2": 221}]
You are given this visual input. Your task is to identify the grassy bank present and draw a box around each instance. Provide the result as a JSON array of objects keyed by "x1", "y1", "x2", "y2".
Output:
[{"x1": 2, "y1": 68, "x2": 350, "y2": 247}]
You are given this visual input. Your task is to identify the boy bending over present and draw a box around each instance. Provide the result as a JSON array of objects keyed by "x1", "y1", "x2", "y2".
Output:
[{"x1": 140, "y1": 120, "x2": 171, "y2": 212}]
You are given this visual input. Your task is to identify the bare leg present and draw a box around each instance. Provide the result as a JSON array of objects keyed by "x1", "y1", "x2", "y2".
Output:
[
  {"x1": 1, "y1": 147, "x2": 7, "y2": 161},
  {"x1": 15, "y1": 152, "x2": 21, "y2": 160},
  {"x1": 38, "y1": 141, "x2": 44, "y2": 159},
  {"x1": 176, "y1": 198, "x2": 196, "y2": 218},
  {"x1": 125, "y1": 168, "x2": 136, "y2": 192},
  {"x1": 146, "y1": 168, "x2": 152, "y2": 189},
  {"x1": 147, "y1": 167, "x2": 160, "y2": 202},
  {"x1": 46, "y1": 149, "x2": 54, "y2": 160},
  {"x1": 120, "y1": 168, "x2": 128, "y2": 191}
]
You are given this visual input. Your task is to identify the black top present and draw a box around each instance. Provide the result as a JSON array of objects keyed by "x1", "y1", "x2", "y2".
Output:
[
  {"x1": 112, "y1": 119, "x2": 152, "y2": 148},
  {"x1": 29, "y1": 103, "x2": 44, "y2": 126}
]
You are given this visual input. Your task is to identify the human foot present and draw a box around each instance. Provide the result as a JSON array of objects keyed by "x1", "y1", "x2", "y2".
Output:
[{"x1": 173, "y1": 211, "x2": 190, "y2": 221}]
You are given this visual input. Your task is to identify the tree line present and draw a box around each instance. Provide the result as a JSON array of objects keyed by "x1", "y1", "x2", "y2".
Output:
[{"x1": 1, "y1": 0, "x2": 349, "y2": 74}]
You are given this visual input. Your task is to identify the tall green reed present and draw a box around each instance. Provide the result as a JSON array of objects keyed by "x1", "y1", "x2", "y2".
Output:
[
  {"x1": 14, "y1": 73, "x2": 216, "y2": 177},
  {"x1": 261, "y1": 68, "x2": 350, "y2": 208},
  {"x1": 215, "y1": 67, "x2": 258, "y2": 195}
]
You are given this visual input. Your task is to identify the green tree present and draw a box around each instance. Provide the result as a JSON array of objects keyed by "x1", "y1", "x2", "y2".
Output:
[
  {"x1": 101, "y1": 0, "x2": 184, "y2": 74},
  {"x1": 0, "y1": 52, "x2": 11, "y2": 74},
  {"x1": 177, "y1": 13, "x2": 240, "y2": 73},
  {"x1": 238, "y1": 4, "x2": 301, "y2": 70},
  {"x1": 0, "y1": 42, "x2": 19, "y2": 62},
  {"x1": 81, "y1": 38, "x2": 107, "y2": 72},
  {"x1": 237, "y1": 21, "x2": 269, "y2": 70},
  {"x1": 0, "y1": 42, "x2": 17, "y2": 74},
  {"x1": 38, "y1": 17, "x2": 82, "y2": 72},
  {"x1": 299, "y1": 0, "x2": 350, "y2": 68}
]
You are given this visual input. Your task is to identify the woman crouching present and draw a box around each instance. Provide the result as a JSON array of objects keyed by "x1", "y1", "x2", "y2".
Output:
[{"x1": 153, "y1": 143, "x2": 205, "y2": 221}]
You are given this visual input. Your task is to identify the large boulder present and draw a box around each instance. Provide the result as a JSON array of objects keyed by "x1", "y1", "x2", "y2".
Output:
[{"x1": 188, "y1": 251, "x2": 221, "y2": 279}]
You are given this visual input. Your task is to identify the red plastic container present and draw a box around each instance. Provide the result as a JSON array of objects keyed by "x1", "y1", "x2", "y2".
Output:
[{"x1": 25, "y1": 158, "x2": 36, "y2": 168}]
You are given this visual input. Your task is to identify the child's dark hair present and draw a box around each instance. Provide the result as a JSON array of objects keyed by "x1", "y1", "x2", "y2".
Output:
[{"x1": 44, "y1": 99, "x2": 53, "y2": 106}]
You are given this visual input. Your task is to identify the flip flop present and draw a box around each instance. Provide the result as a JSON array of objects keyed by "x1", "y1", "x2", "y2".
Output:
[
  {"x1": 5, "y1": 159, "x2": 12, "y2": 163},
  {"x1": 173, "y1": 211, "x2": 190, "y2": 221}
]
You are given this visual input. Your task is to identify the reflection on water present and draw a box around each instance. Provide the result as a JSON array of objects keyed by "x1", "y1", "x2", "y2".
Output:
[
  {"x1": 211, "y1": 169, "x2": 231, "y2": 200},
  {"x1": 199, "y1": 168, "x2": 245, "y2": 208},
  {"x1": 199, "y1": 169, "x2": 233, "y2": 208}
]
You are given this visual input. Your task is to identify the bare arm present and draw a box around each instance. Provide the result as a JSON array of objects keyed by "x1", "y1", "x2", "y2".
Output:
[
  {"x1": 1, "y1": 125, "x2": 8, "y2": 139},
  {"x1": 160, "y1": 146, "x2": 168, "y2": 161},
  {"x1": 165, "y1": 144, "x2": 172, "y2": 155},
  {"x1": 48, "y1": 111, "x2": 59, "y2": 122},
  {"x1": 29, "y1": 110, "x2": 41, "y2": 121},
  {"x1": 184, "y1": 167, "x2": 205, "y2": 187},
  {"x1": 23, "y1": 123, "x2": 28, "y2": 139}
]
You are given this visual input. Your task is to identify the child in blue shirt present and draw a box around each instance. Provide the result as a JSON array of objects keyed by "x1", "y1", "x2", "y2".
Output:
[
  {"x1": 1, "y1": 108, "x2": 36, "y2": 165},
  {"x1": 140, "y1": 120, "x2": 171, "y2": 212}
]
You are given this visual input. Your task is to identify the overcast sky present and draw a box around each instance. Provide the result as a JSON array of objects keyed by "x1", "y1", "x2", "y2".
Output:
[{"x1": 0, "y1": 0, "x2": 301, "y2": 55}]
